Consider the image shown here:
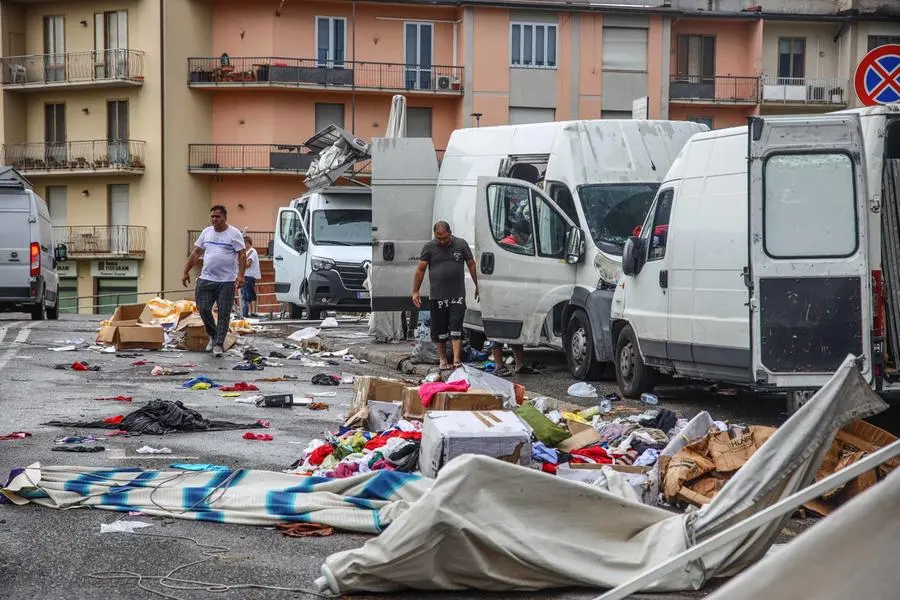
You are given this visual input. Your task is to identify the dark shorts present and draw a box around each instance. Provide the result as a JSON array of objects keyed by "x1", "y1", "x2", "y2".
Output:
[
  {"x1": 430, "y1": 297, "x2": 465, "y2": 342},
  {"x1": 242, "y1": 277, "x2": 257, "y2": 302}
]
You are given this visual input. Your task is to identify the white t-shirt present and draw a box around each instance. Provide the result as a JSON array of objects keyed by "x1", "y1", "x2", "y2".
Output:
[
  {"x1": 195, "y1": 225, "x2": 246, "y2": 282},
  {"x1": 245, "y1": 247, "x2": 262, "y2": 279}
]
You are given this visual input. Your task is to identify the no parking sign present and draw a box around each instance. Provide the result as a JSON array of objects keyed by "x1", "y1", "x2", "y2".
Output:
[{"x1": 855, "y1": 44, "x2": 900, "y2": 106}]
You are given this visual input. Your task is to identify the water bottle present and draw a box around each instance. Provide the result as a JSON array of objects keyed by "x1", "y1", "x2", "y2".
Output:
[
  {"x1": 599, "y1": 398, "x2": 612, "y2": 413},
  {"x1": 640, "y1": 393, "x2": 659, "y2": 405}
]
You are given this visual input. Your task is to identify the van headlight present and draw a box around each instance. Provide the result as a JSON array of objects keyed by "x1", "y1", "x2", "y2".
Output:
[
  {"x1": 594, "y1": 251, "x2": 621, "y2": 288},
  {"x1": 311, "y1": 256, "x2": 335, "y2": 271}
]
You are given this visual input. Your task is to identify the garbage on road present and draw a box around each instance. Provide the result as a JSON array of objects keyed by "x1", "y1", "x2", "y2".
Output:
[{"x1": 0, "y1": 432, "x2": 32, "y2": 441}]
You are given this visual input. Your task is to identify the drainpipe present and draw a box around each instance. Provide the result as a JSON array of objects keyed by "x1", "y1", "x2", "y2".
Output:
[{"x1": 352, "y1": 1, "x2": 357, "y2": 134}]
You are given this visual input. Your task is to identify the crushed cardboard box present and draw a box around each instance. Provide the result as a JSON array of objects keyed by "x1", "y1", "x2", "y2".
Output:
[
  {"x1": 350, "y1": 376, "x2": 411, "y2": 413},
  {"x1": 173, "y1": 313, "x2": 236, "y2": 351},
  {"x1": 96, "y1": 303, "x2": 164, "y2": 350},
  {"x1": 430, "y1": 391, "x2": 504, "y2": 412}
]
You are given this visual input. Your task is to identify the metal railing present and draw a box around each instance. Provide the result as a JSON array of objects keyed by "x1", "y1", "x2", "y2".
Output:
[
  {"x1": 760, "y1": 75, "x2": 849, "y2": 104},
  {"x1": 669, "y1": 74, "x2": 760, "y2": 103},
  {"x1": 1, "y1": 49, "x2": 145, "y2": 86},
  {"x1": 3, "y1": 140, "x2": 146, "y2": 172},
  {"x1": 188, "y1": 143, "x2": 444, "y2": 176},
  {"x1": 188, "y1": 56, "x2": 464, "y2": 94},
  {"x1": 55, "y1": 225, "x2": 147, "y2": 256}
]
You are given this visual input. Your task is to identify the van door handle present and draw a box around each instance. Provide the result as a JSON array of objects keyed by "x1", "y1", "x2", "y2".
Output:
[
  {"x1": 659, "y1": 270, "x2": 668, "y2": 289},
  {"x1": 480, "y1": 252, "x2": 494, "y2": 275},
  {"x1": 274, "y1": 255, "x2": 283, "y2": 261}
]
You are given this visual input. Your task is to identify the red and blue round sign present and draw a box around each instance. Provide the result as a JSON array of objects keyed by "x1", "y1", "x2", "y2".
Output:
[{"x1": 855, "y1": 44, "x2": 900, "y2": 106}]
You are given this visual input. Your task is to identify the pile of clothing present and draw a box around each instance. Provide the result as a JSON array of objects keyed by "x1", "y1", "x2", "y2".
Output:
[{"x1": 288, "y1": 420, "x2": 423, "y2": 478}]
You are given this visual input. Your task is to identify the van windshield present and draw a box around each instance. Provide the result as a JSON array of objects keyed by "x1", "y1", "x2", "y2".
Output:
[
  {"x1": 577, "y1": 183, "x2": 660, "y2": 255},
  {"x1": 311, "y1": 209, "x2": 373, "y2": 246}
]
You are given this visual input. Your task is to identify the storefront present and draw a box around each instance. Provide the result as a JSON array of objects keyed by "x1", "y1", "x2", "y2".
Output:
[{"x1": 92, "y1": 260, "x2": 140, "y2": 314}]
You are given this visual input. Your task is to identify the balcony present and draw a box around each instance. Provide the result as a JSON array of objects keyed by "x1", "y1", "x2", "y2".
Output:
[
  {"x1": 3, "y1": 140, "x2": 146, "y2": 177},
  {"x1": 669, "y1": 75, "x2": 760, "y2": 105},
  {"x1": 187, "y1": 57, "x2": 464, "y2": 96},
  {"x1": 1, "y1": 49, "x2": 144, "y2": 91},
  {"x1": 54, "y1": 226, "x2": 147, "y2": 259},
  {"x1": 188, "y1": 144, "x2": 445, "y2": 177},
  {"x1": 761, "y1": 76, "x2": 849, "y2": 106}
]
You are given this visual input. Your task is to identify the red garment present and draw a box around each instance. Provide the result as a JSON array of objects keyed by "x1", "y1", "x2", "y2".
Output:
[
  {"x1": 103, "y1": 415, "x2": 125, "y2": 425},
  {"x1": 72, "y1": 362, "x2": 89, "y2": 372},
  {"x1": 307, "y1": 443, "x2": 335, "y2": 466},
  {"x1": 418, "y1": 380, "x2": 469, "y2": 407},
  {"x1": 541, "y1": 463, "x2": 558, "y2": 475},
  {"x1": 0, "y1": 432, "x2": 32, "y2": 441},
  {"x1": 243, "y1": 432, "x2": 273, "y2": 441},
  {"x1": 255, "y1": 419, "x2": 271, "y2": 429},
  {"x1": 363, "y1": 430, "x2": 422, "y2": 451},
  {"x1": 220, "y1": 382, "x2": 259, "y2": 392},
  {"x1": 95, "y1": 396, "x2": 133, "y2": 402},
  {"x1": 570, "y1": 446, "x2": 612, "y2": 464}
]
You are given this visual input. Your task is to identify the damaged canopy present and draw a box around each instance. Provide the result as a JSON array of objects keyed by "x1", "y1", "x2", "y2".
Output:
[{"x1": 317, "y1": 356, "x2": 887, "y2": 594}]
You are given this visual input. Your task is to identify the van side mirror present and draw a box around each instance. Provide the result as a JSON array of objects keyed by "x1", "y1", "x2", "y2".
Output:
[
  {"x1": 54, "y1": 244, "x2": 68, "y2": 263},
  {"x1": 566, "y1": 226, "x2": 584, "y2": 264},
  {"x1": 622, "y1": 236, "x2": 645, "y2": 277}
]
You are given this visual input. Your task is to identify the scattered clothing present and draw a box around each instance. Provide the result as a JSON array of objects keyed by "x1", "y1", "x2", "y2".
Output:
[
  {"x1": 418, "y1": 380, "x2": 469, "y2": 408},
  {"x1": 233, "y1": 364, "x2": 264, "y2": 371},
  {"x1": 152, "y1": 366, "x2": 190, "y2": 376},
  {"x1": 309, "y1": 402, "x2": 330, "y2": 411},
  {"x1": 55, "y1": 435, "x2": 103, "y2": 445},
  {"x1": 180, "y1": 376, "x2": 219, "y2": 389},
  {"x1": 276, "y1": 523, "x2": 334, "y2": 538},
  {"x1": 220, "y1": 382, "x2": 259, "y2": 392},
  {"x1": 312, "y1": 374, "x2": 341, "y2": 386},
  {"x1": 634, "y1": 449, "x2": 660, "y2": 467},
  {"x1": 137, "y1": 446, "x2": 173, "y2": 454},
  {"x1": 243, "y1": 432, "x2": 274, "y2": 441},
  {"x1": 192, "y1": 383, "x2": 213, "y2": 390},
  {"x1": 95, "y1": 396, "x2": 134, "y2": 402},
  {"x1": 0, "y1": 432, "x2": 32, "y2": 441},
  {"x1": 71, "y1": 361, "x2": 100, "y2": 372},
  {"x1": 52, "y1": 445, "x2": 105, "y2": 453},
  {"x1": 170, "y1": 464, "x2": 231, "y2": 472},
  {"x1": 532, "y1": 442, "x2": 559, "y2": 464},
  {"x1": 640, "y1": 409, "x2": 678, "y2": 434}
]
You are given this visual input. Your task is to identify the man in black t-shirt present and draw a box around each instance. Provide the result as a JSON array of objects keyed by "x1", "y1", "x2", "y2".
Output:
[{"x1": 412, "y1": 221, "x2": 479, "y2": 370}]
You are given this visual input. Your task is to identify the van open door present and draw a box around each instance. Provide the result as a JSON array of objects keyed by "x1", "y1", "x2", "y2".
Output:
[
  {"x1": 475, "y1": 175, "x2": 583, "y2": 346},
  {"x1": 748, "y1": 114, "x2": 872, "y2": 388},
  {"x1": 369, "y1": 137, "x2": 439, "y2": 311},
  {"x1": 273, "y1": 206, "x2": 308, "y2": 306}
]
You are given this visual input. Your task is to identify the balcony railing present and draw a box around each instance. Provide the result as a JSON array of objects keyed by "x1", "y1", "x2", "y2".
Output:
[
  {"x1": 761, "y1": 76, "x2": 849, "y2": 105},
  {"x1": 187, "y1": 57, "x2": 464, "y2": 95},
  {"x1": 54, "y1": 225, "x2": 147, "y2": 257},
  {"x1": 669, "y1": 74, "x2": 760, "y2": 104},
  {"x1": 3, "y1": 140, "x2": 146, "y2": 175},
  {"x1": 1, "y1": 49, "x2": 144, "y2": 88},
  {"x1": 188, "y1": 143, "x2": 445, "y2": 177}
]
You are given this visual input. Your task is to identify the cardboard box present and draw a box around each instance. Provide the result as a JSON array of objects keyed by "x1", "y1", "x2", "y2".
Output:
[
  {"x1": 558, "y1": 428, "x2": 603, "y2": 452},
  {"x1": 418, "y1": 410, "x2": 532, "y2": 478},
  {"x1": 109, "y1": 303, "x2": 154, "y2": 327},
  {"x1": 402, "y1": 386, "x2": 425, "y2": 419},
  {"x1": 368, "y1": 400, "x2": 403, "y2": 432},
  {"x1": 430, "y1": 390, "x2": 505, "y2": 412},
  {"x1": 97, "y1": 323, "x2": 165, "y2": 351},
  {"x1": 350, "y1": 376, "x2": 410, "y2": 412},
  {"x1": 176, "y1": 314, "x2": 237, "y2": 352}
]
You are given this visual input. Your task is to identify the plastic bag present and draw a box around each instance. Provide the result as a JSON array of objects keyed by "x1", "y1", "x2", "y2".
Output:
[
  {"x1": 447, "y1": 364, "x2": 516, "y2": 408},
  {"x1": 320, "y1": 317, "x2": 339, "y2": 328},
  {"x1": 411, "y1": 322, "x2": 443, "y2": 365},
  {"x1": 288, "y1": 327, "x2": 320, "y2": 342},
  {"x1": 567, "y1": 382, "x2": 598, "y2": 398}
]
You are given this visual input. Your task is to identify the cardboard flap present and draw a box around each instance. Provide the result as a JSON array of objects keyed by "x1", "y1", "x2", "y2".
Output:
[{"x1": 109, "y1": 303, "x2": 153, "y2": 327}]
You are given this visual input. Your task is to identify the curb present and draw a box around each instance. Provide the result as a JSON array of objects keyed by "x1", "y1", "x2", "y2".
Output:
[{"x1": 319, "y1": 334, "x2": 580, "y2": 413}]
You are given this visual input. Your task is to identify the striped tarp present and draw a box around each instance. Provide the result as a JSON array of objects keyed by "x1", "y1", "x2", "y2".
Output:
[{"x1": 1, "y1": 464, "x2": 432, "y2": 534}]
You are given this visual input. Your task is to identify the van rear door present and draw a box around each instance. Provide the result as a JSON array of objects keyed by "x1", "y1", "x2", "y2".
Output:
[
  {"x1": 370, "y1": 137, "x2": 439, "y2": 311},
  {"x1": 0, "y1": 192, "x2": 33, "y2": 299},
  {"x1": 748, "y1": 114, "x2": 871, "y2": 387}
]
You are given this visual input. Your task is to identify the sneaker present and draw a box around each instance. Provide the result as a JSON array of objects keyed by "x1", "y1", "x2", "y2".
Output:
[
  {"x1": 205, "y1": 340, "x2": 215, "y2": 352},
  {"x1": 213, "y1": 345, "x2": 224, "y2": 358}
]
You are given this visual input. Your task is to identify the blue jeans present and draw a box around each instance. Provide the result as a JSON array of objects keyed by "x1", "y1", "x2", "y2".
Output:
[{"x1": 241, "y1": 277, "x2": 257, "y2": 317}]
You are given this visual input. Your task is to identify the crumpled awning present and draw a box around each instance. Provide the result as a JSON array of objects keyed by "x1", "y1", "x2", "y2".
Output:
[{"x1": 317, "y1": 356, "x2": 887, "y2": 594}]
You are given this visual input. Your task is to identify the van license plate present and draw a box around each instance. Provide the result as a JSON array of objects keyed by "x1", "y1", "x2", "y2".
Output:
[{"x1": 356, "y1": 291, "x2": 370, "y2": 300}]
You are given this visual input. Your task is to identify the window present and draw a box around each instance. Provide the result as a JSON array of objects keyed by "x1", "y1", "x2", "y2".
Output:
[
  {"x1": 407, "y1": 107, "x2": 433, "y2": 138},
  {"x1": 644, "y1": 189, "x2": 673, "y2": 261},
  {"x1": 688, "y1": 116, "x2": 714, "y2": 129},
  {"x1": 314, "y1": 103, "x2": 345, "y2": 131},
  {"x1": 533, "y1": 194, "x2": 568, "y2": 259},
  {"x1": 778, "y1": 38, "x2": 806, "y2": 80},
  {"x1": 510, "y1": 23, "x2": 557, "y2": 68},
  {"x1": 43, "y1": 15, "x2": 65, "y2": 82},
  {"x1": 486, "y1": 183, "x2": 535, "y2": 256},
  {"x1": 107, "y1": 100, "x2": 129, "y2": 163},
  {"x1": 311, "y1": 209, "x2": 372, "y2": 246},
  {"x1": 676, "y1": 34, "x2": 715, "y2": 81},
  {"x1": 46, "y1": 186, "x2": 67, "y2": 228},
  {"x1": 405, "y1": 22, "x2": 433, "y2": 90},
  {"x1": 508, "y1": 107, "x2": 555, "y2": 125},
  {"x1": 95, "y1": 11, "x2": 128, "y2": 79},
  {"x1": 44, "y1": 103, "x2": 66, "y2": 165},
  {"x1": 579, "y1": 183, "x2": 660, "y2": 256},
  {"x1": 764, "y1": 153, "x2": 856, "y2": 258},
  {"x1": 546, "y1": 182, "x2": 579, "y2": 224},
  {"x1": 602, "y1": 27, "x2": 648, "y2": 72},
  {"x1": 868, "y1": 35, "x2": 900, "y2": 51},
  {"x1": 280, "y1": 210, "x2": 305, "y2": 252},
  {"x1": 316, "y1": 16, "x2": 346, "y2": 67}
]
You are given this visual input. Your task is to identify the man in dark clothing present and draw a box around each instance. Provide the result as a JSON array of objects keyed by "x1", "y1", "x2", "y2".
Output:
[{"x1": 412, "y1": 221, "x2": 479, "y2": 370}]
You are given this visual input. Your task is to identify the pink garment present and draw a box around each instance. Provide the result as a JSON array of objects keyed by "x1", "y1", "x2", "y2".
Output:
[
  {"x1": 371, "y1": 459, "x2": 396, "y2": 472},
  {"x1": 418, "y1": 380, "x2": 469, "y2": 407},
  {"x1": 334, "y1": 462, "x2": 360, "y2": 479}
]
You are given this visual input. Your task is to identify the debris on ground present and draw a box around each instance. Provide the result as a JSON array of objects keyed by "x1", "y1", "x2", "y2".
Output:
[
  {"x1": 52, "y1": 445, "x2": 105, "y2": 453},
  {"x1": 243, "y1": 432, "x2": 274, "y2": 441},
  {"x1": 94, "y1": 395, "x2": 134, "y2": 402},
  {"x1": 275, "y1": 523, "x2": 335, "y2": 537},
  {"x1": 0, "y1": 432, "x2": 32, "y2": 441},
  {"x1": 136, "y1": 446, "x2": 173, "y2": 454}
]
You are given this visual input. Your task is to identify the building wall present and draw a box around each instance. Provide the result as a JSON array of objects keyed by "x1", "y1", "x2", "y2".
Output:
[
  {"x1": 670, "y1": 19, "x2": 759, "y2": 78},
  {"x1": 762, "y1": 22, "x2": 843, "y2": 81}
]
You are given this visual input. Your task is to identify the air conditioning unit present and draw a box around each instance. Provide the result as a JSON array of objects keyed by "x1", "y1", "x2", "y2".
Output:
[{"x1": 437, "y1": 76, "x2": 451, "y2": 90}]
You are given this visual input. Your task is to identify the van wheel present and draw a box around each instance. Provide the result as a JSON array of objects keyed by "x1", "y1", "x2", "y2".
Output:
[
  {"x1": 615, "y1": 324, "x2": 656, "y2": 399},
  {"x1": 288, "y1": 303, "x2": 303, "y2": 320},
  {"x1": 786, "y1": 389, "x2": 816, "y2": 415},
  {"x1": 46, "y1": 299, "x2": 59, "y2": 320},
  {"x1": 565, "y1": 310, "x2": 602, "y2": 380},
  {"x1": 30, "y1": 301, "x2": 46, "y2": 321}
]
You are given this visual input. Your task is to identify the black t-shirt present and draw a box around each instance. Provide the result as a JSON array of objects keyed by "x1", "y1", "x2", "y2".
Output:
[{"x1": 420, "y1": 236, "x2": 473, "y2": 300}]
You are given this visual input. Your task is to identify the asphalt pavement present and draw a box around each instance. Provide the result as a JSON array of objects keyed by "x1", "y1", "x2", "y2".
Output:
[{"x1": 0, "y1": 314, "x2": 855, "y2": 600}]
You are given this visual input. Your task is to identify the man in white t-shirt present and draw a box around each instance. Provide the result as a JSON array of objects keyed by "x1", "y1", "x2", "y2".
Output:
[
  {"x1": 242, "y1": 234, "x2": 262, "y2": 318},
  {"x1": 182, "y1": 205, "x2": 246, "y2": 357}
]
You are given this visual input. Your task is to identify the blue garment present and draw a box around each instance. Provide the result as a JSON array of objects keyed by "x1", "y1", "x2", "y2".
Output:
[
  {"x1": 532, "y1": 442, "x2": 559, "y2": 464},
  {"x1": 170, "y1": 463, "x2": 231, "y2": 473},
  {"x1": 180, "y1": 376, "x2": 219, "y2": 389}
]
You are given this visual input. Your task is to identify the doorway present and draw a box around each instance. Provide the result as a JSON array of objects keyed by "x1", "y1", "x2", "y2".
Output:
[{"x1": 108, "y1": 184, "x2": 129, "y2": 254}]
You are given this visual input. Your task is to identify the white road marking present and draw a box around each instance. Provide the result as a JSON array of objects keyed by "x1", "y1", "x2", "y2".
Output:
[
  {"x1": 14, "y1": 328, "x2": 30, "y2": 343},
  {"x1": 0, "y1": 322, "x2": 38, "y2": 371},
  {"x1": 0, "y1": 328, "x2": 7, "y2": 344}
]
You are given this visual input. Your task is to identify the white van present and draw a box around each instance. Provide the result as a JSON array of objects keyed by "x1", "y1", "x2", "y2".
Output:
[
  {"x1": 0, "y1": 167, "x2": 66, "y2": 320},
  {"x1": 611, "y1": 113, "x2": 872, "y2": 409},
  {"x1": 369, "y1": 119, "x2": 706, "y2": 378}
]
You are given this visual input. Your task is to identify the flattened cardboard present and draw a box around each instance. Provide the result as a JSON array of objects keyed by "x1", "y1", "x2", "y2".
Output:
[
  {"x1": 567, "y1": 420, "x2": 594, "y2": 435},
  {"x1": 558, "y1": 428, "x2": 603, "y2": 452},
  {"x1": 109, "y1": 303, "x2": 154, "y2": 327},
  {"x1": 430, "y1": 390, "x2": 504, "y2": 412}
]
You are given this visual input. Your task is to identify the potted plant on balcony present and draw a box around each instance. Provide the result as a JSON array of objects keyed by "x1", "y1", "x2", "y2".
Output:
[
  {"x1": 95, "y1": 155, "x2": 110, "y2": 168},
  {"x1": 73, "y1": 157, "x2": 90, "y2": 169},
  {"x1": 830, "y1": 86, "x2": 844, "y2": 104},
  {"x1": 129, "y1": 157, "x2": 145, "y2": 169}
]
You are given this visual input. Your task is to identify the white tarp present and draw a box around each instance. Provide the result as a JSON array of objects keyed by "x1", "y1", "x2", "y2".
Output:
[
  {"x1": 318, "y1": 356, "x2": 887, "y2": 594},
  {"x1": 706, "y1": 467, "x2": 900, "y2": 600}
]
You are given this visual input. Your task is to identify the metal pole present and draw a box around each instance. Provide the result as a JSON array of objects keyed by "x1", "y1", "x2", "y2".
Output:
[
  {"x1": 594, "y1": 438, "x2": 900, "y2": 600},
  {"x1": 351, "y1": 1, "x2": 357, "y2": 133}
]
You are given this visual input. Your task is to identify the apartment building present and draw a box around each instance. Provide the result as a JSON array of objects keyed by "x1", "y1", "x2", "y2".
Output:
[{"x1": 0, "y1": 0, "x2": 896, "y2": 313}]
